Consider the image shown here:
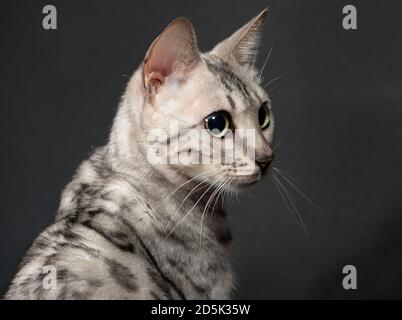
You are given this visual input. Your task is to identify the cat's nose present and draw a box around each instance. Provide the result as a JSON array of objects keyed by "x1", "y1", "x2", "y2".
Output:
[{"x1": 256, "y1": 154, "x2": 274, "y2": 175}]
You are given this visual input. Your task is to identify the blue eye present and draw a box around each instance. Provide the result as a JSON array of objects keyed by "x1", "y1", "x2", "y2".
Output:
[
  {"x1": 204, "y1": 111, "x2": 230, "y2": 137},
  {"x1": 258, "y1": 102, "x2": 271, "y2": 129}
]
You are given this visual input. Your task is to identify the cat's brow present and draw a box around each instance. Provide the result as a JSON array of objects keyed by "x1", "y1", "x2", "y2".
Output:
[
  {"x1": 203, "y1": 55, "x2": 262, "y2": 109},
  {"x1": 226, "y1": 95, "x2": 236, "y2": 110},
  {"x1": 204, "y1": 56, "x2": 250, "y2": 100}
]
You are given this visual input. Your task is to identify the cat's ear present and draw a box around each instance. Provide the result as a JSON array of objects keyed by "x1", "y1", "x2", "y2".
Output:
[
  {"x1": 211, "y1": 8, "x2": 268, "y2": 66},
  {"x1": 143, "y1": 17, "x2": 200, "y2": 96}
]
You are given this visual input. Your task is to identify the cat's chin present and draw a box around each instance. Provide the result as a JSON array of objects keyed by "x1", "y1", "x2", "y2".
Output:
[{"x1": 229, "y1": 173, "x2": 263, "y2": 190}]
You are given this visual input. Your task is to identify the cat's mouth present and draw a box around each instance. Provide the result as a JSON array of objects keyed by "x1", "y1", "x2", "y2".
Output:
[
  {"x1": 227, "y1": 162, "x2": 272, "y2": 189},
  {"x1": 228, "y1": 172, "x2": 262, "y2": 188}
]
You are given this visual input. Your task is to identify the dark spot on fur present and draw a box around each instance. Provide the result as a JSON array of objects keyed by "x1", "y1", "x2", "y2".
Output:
[
  {"x1": 111, "y1": 231, "x2": 128, "y2": 240},
  {"x1": 148, "y1": 268, "x2": 172, "y2": 299},
  {"x1": 82, "y1": 221, "x2": 136, "y2": 253},
  {"x1": 107, "y1": 259, "x2": 137, "y2": 292},
  {"x1": 227, "y1": 95, "x2": 236, "y2": 110},
  {"x1": 88, "y1": 279, "x2": 103, "y2": 287},
  {"x1": 151, "y1": 291, "x2": 162, "y2": 300},
  {"x1": 86, "y1": 209, "x2": 103, "y2": 217},
  {"x1": 57, "y1": 268, "x2": 71, "y2": 281},
  {"x1": 33, "y1": 238, "x2": 49, "y2": 250},
  {"x1": 204, "y1": 55, "x2": 251, "y2": 102},
  {"x1": 71, "y1": 289, "x2": 92, "y2": 299}
]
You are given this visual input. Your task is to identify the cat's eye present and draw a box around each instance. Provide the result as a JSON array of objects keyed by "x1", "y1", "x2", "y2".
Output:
[
  {"x1": 204, "y1": 111, "x2": 230, "y2": 138},
  {"x1": 258, "y1": 102, "x2": 271, "y2": 129}
]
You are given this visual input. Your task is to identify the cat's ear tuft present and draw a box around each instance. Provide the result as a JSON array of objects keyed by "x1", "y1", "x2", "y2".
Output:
[
  {"x1": 211, "y1": 8, "x2": 268, "y2": 66},
  {"x1": 143, "y1": 17, "x2": 200, "y2": 95}
]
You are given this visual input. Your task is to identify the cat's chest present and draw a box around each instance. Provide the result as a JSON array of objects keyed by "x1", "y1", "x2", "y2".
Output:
[
  {"x1": 129, "y1": 191, "x2": 233, "y2": 298},
  {"x1": 155, "y1": 241, "x2": 233, "y2": 299},
  {"x1": 146, "y1": 222, "x2": 232, "y2": 299}
]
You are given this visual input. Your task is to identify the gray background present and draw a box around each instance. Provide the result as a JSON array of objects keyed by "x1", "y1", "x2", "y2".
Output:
[{"x1": 1, "y1": 0, "x2": 402, "y2": 299}]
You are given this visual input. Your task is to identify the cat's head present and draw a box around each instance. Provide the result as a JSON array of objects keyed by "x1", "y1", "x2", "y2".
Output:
[{"x1": 122, "y1": 9, "x2": 274, "y2": 190}]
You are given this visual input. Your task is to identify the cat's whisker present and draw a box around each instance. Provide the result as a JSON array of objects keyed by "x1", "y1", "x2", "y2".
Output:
[
  {"x1": 273, "y1": 167, "x2": 301, "y2": 186},
  {"x1": 264, "y1": 74, "x2": 285, "y2": 90},
  {"x1": 273, "y1": 175, "x2": 309, "y2": 236},
  {"x1": 274, "y1": 168, "x2": 322, "y2": 212},
  {"x1": 223, "y1": 182, "x2": 230, "y2": 204},
  {"x1": 272, "y1": 176, "x2": 300, "y2": 228},
  {"x1": 154, "y1": 170, "x2": 211, "y2": 210},
  {"x1": 274, "y1": 159, "x2": 298, "y2": 183},
  {"x1": 258, "y1": 44, "x2": 274, "y2": 85},
  {"x1": 198, "y1": 177, "x2": 228, "y2": 247},
  {"x1": 210, "y1": 179, "x2": 230, "y2": 217},
  {"x1": 234, "y1": 190, "x2": 240, "y2": 203},
  {"x1": 274, "y1": 158, "x2": 289, "y2": 170},
  {"x1": 275, "y1": 175, "x2": 308, "y2": 236},
  {"x1": 163, "y1": 177, "x2": 220, "y2": 243},
  {"x1": 166, "y1": 170, "x2": 226, "y2": 231},
  {"x1": 272, "y1": 140, "x2": 283, "y2": 152},
  {"x1": 264, "y1": 75, "x2": 285, "y2": 89},
  {"x1": 165, "y1": 177, "x2": 209, "y2": 230},
  {"x1": 228, "y1": 181, "x2": 236, "y2": 204},
  {"x1": 273, "y1": 176, "x2": 292, "y2": 212},
  {"x1": 224, "y1": 180, "x2": 231, "y2": 204},
  {"x1": 229, "y1": 180, "x2": 238, "y2": 204},
  {"x1": 222, "y1": 178, "x2": 235, "y2": 206},
  {"x1": 235, "y1": 187, "x2": 240, "y2": 203},
  {"x1": 206, "y1": 177, "x2": 227, "y2": 215}
]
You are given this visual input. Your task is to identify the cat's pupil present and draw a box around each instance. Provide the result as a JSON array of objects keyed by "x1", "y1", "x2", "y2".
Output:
[
  {"x1": 258, "y1": 107, "x2": 266, "y2": 125},
  {"x1": 258, "y1": 102, "x2": 270, "y2": 129},
  {"x1": 204, "y1": 111, "x2": 230, "y2": 137},
  {"x1": 207, "y1": 115, "x2": 226, "y2": 132}
]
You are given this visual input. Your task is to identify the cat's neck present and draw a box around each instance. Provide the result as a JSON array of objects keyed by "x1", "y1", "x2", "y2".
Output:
[
  {"x1": 107, "y1": 140, "x2": 227, "y2": 231},
  {"x1": 99, "y1": 142, "x2": 231, "y2": 251}
]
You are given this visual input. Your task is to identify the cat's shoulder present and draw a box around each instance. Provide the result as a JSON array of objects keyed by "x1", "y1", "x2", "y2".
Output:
[{"x1": 5, "y1": 219, "x2": 155, "y2": 299}]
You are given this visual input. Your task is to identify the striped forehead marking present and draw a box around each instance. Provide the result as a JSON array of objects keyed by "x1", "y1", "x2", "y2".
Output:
[{"x1": 204, "y1": 55, "x2": 262, "y2": 108}]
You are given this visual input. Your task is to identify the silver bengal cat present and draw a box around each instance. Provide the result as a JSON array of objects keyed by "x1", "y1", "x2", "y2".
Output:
[{"x1": 6, "y1": 9, "x2": 275, "y2": 300}]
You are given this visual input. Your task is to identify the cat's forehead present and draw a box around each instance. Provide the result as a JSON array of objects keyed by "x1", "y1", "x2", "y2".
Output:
[
  {"x1": 201, "y1": 54, "x2": 267, "y2": 110},
  {"x1": 156, "y1": 54, "x2": 268, "y2": 124}
]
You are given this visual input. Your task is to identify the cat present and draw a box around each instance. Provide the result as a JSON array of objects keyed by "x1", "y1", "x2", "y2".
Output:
[{"x1": 5, "y1": 8, "x2": 274, "y2": 300}]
